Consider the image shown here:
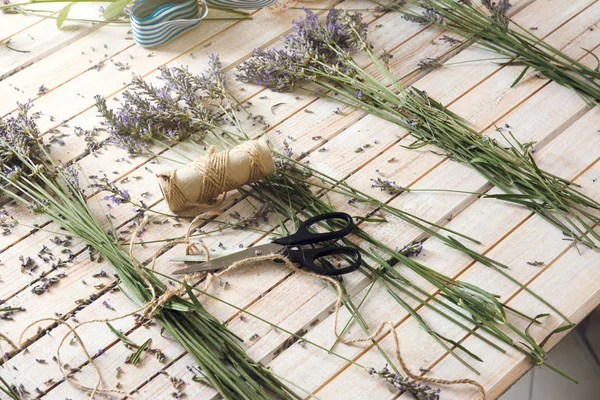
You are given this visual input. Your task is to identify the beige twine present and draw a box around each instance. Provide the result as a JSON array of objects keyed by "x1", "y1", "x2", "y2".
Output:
[
  {"x1": 195, "y1": 254, "x2": 487, "y2": 400},
  {"x1": 17, "y1": 215, "x2": 208, "y2": 399},
  {"x1": 18, "y1": 214, "x2": 485, "y2": 399},
  {"x1": 157, "y1": 140, "x2": 274, "y2": 213}
]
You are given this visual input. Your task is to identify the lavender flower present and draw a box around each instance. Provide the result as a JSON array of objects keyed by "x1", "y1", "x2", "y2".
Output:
[
  {"x1": 2, "y1": 0, "x2": 18, "y2": 14},
  {"x1": 422, "y1": 5, "x2": 444, "y2": 24},
  {"x1": 0, "y1": 210, "x2": 16, "y2": 235},
  {"x1": 402, "y1": 3, "x2": 444, "y2": 26},
  {"x1": 418, "y1": 57, "x2": 442, "y2": 71},
  {"x1": 482, "y1": 0, "x2": 511, "y2": 25},
  {"x1": 0, "y1": 101, "x2": 47, "y2": 184},
  {"x1": 237, "y1": 9, "x2": 368, "y2": 92},
  {"x1": 439, "y1": 35, "x2": 461, "y2": 45},
  {"x1": 397, "y1": 241, "x2": 424, "y2": 257},
  {"x1": 402, "y1": 13, "x2": 430, "y2": 24},
  {"x1": 96, "y1": 177, "x2": 131, "y2": 205},
  {"x1": 102, "y1": 300, "x2": 114, "y2": 310},
  {"x1": 103, "y1": 190, "x2": 129, "y2": 205},
  {"x1": 482, "y1": 0, "x2": 511, "y2": 15},
  {"x1": 95, "y1": 55, "x2": 229, "y2": 154},
  {"x1": 370, "y1": 177, "x2": 407, "y2": 195},
  {"x1": 237, "y1": 48, "x2": 306, "y2": 92}
]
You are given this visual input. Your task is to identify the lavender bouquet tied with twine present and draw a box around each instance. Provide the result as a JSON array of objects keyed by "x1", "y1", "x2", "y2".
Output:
[
  {"x1": 0, "y1": 103, "x2": 301, "y2": 398},
  {"x1": 237, "y1": 8, "x2": 600, "y2": 250}
]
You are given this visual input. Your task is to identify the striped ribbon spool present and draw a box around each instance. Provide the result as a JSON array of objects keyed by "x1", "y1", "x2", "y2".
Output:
[
  {"x1": 130, "y1": 0, "x2": 209, "y2": 47},
  {"x1": 205, "y1": 0, "x2": 278, "y2": 9}
]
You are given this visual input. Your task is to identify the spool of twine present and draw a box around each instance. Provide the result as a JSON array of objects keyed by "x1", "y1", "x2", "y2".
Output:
[{"x1": 157, "y1": 139, "x2": 276, "y2": 213}]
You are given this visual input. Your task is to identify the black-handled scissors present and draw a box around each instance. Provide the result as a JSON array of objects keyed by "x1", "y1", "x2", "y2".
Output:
[{"x1": 170, "y1": 212, "x2": 361, "y2": 276}]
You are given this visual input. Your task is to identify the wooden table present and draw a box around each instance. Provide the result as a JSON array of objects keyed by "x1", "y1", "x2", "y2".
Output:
[{"x1": 1, "y1": 0, "x2": 599, "y2": 398}]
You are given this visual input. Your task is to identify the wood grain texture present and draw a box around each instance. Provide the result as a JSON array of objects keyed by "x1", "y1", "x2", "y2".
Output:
[{"x1": 0, "y1": 0, "x2": 599, "y2": 399}]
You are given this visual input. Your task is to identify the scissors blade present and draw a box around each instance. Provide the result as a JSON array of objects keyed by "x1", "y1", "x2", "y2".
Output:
[
  {"x1": 172, "y1": 243, "x2": 285, "y2": 275},
  {"x1": 170, "y1": 248, "x2": 239, "y2": 263}
]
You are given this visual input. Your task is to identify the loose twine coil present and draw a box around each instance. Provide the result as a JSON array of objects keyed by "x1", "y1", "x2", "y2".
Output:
[{"x1": 17, "y1": 215, "x2": 485, "y2": 399}]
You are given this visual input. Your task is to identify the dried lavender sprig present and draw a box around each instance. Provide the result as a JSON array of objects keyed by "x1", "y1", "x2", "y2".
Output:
[
  {"x1": 94, "y1": 56, "x2": 236, "y2": 155},
  {"x1": 369, "y1": 366, "x2": 440, "y2": 400},
  {"x1": 371, "y1": 177, "x2": 407, "y2": 195}
]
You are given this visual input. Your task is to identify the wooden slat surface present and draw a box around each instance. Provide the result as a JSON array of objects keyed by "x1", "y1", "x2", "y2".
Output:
[{"x1": 1, "y1": 1, "x2": 599, "y2": 399}]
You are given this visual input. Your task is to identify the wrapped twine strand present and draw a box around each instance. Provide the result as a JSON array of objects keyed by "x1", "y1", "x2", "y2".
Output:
[{"x1": 157, "y1": 139, "x2": 276, "y2": 213}]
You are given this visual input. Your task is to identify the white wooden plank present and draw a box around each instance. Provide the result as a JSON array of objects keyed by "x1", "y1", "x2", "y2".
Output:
[
  {"x1": 0, "y1": 3, "x2": 109, "y2": 80},
  {"x1": 2, "y1": 1, "x2": 596, "y2": 398}
]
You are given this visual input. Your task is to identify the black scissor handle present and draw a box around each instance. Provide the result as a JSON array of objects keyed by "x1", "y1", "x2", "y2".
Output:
[
  {"x1": 284, "y1": 246, "x2": 361, "y2": 276},
  {"x1": 272, "y1": 212, "x2": 355, "y2": 246}
]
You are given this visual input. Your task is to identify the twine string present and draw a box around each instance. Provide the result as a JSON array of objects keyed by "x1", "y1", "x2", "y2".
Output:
[
  {"x1": 17, "y1": 215, "x2": 209, "y2": 398},
  {"x1": 198, "y1": 254, "x2": 487, "y2": 399},
  {"x1": 17, "y1": 214, "x2": 485, "y2": 399}
]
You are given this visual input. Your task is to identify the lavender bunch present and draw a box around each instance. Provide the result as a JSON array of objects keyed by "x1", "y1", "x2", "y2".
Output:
[
  {"x1": 238, "y1": 9, "x2": 600, "y2": 250},
  {"x1": 237, "y1": 9, "x2": 368, "y2": 91},
  {"x1": 401, "y1": 0, "x2": 600, "y2": 102},
  {"x1": 0, "y1": 104, "x2": 302, "y2": 400},
  {"x1": 95, "y1": 55, "x2": 230, "y2": 155}
]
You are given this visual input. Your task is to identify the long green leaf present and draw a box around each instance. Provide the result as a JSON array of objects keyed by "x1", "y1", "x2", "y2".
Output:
[
  {"x1": 102, "y1": 0, "x2": 129, "y2": 20},
  {"x1": 511, "y1": 65, "x2": 530, "y2": 88},
  {"x1": 56, "y1": 2, "x2": 73, "y2": 29}
]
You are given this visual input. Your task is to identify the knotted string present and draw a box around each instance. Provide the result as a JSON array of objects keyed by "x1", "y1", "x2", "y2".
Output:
[{"x1": 17, "y1": 215, "x2": 208, "y2": 398}]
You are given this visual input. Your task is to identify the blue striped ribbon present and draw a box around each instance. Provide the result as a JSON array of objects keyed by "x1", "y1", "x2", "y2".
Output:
[
  {"x1": 205, "y1": 0, "x2": 278, "y2": 8},
  {"x1": 130, "y1": 0, "x2": 208, "y2": 47}
]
